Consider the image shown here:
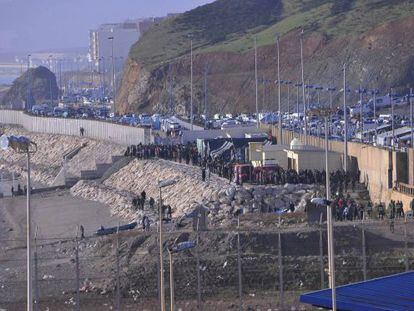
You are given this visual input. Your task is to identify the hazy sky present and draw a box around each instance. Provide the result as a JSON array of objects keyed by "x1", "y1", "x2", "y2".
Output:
[{"x1": 0, "y1": 0, "x2": 215, "y2": 53}]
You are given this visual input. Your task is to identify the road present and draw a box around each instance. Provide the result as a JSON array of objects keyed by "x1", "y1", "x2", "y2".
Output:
[{"x1": 170, "y1": 116, "x2": 204, "y2": 131}]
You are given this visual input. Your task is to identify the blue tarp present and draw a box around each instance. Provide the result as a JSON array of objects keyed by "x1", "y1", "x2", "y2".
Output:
[{"x1": 300, "y1": 271, "x2": 414, "y2": 311}]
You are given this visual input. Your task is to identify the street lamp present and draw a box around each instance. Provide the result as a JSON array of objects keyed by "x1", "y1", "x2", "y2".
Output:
[
  {"x1": 158, "y1": 178, "x2": 177, "y2": 311},
  {"x1": 276, "y1": 34, "x2": 282, "y2": 145},
  {"x1": 356, "y1": 87, "x2": 367, "y2": 136},
  {"x1": 168, "y1": 240, "x2": 196, "y2": 311},
  {"x1": 108, "y1": 36, "x2": 115, "y2": 113},
  {"x1": 308, "y1": 107, "x2": 337, "y2": 311},
  {"x1": 48, "y1": 55, "x2": 53, "y2": 103},
  {"x1": 254, "y1": 36, "x2": 259, "y2": 129},
  {"x1": 27, "y1": 54, "x2": 31, "y2": 111},
  {"x1": 300, "y1": 30, "x2": 307, "y2": 145},
  {"x1": 285, "y1": 81, "x2": 293, "y2": 115},
  {"x1": 409, "y1": 88, "x2": 414, "y2": 147},
  {"x1": 0, "y1": 135, "x2": 37, "y2": 311}
]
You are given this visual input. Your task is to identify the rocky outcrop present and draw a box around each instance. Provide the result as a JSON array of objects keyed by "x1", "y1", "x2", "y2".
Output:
[
  {"x1": 117, "y1": 0, "x2": 414, "y2": 115},
  {"x1": 1, "y1": 66, "x2": 58, "y2": 108}
]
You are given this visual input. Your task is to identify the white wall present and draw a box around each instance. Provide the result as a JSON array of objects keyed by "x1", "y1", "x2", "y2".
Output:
[{"x1": 0, "y1": 110, "x2": 151, "y2": 146}]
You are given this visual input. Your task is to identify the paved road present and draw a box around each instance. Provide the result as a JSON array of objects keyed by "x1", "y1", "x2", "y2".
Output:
[{"x1": 170, "y1": 116, "x2": 204, "y2": 131}]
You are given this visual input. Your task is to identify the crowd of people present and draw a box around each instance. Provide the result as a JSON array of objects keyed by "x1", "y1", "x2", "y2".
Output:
[{"x1": 124, "y1": 142, "x2": 414, "y2": 227}]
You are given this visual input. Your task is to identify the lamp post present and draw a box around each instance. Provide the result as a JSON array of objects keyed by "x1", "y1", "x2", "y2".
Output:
[
  {"x1": 27, "y1": 54, "x2": 31, "y2": 111},
  {"x1": 390, "y1": 89, "x2": 395, "y2": 146},
  {"x1": 300, "y1": 30, "x2": 307, "y2": 144},
  {"x1": 108, "y1": 36, "x2": 115, "y2": 113},
  {"x1": 410, "y1": 88, "x2": 413, "y2": 148},
  {"x1": 343, "y1": 63, "x2": 348, "y2": 172},
  {"x1": 370, "y1": 89, "x2": 379, "y2": 142},
  {"x1": 190, "y1": 38, "x2": 194, "y2": 130},
  {"x1": 286, "y1": 81, "x2": 292, "y2": 115},
  {"x1": 158, "y1": 178, "x2": 177, "y2": 311},
  {"x1": 276, "y1": 34, "x2": 282, "y2": 144},
  {"x1": 168, "y1": 241, "x2": 196, "y2": 311},
  {"x1": 254, "y1": 36, "x2": 259, "y2": 128},
  {"x1": 0, "y1": 135, "x2": 37, "y2": 311},
  {"x1": 294, "y1": 83, "x2": 302, "y2": 116},
  {"x1": 356, "y1": 87, "x2": 366, "y2": 138},
  {"x1": 48, "y1": 55, "x2": 53, "y2": 103},
  {"x1": 308, "y1": 108, "x2": 337, "y2": 311}
]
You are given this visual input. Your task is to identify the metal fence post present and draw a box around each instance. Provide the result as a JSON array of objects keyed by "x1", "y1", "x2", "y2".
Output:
[
  {"x1": 237, "y1": 216, "x2": 243, "y2": 311},
  {"x1": 319, "y1": 213, "x2": 325, "y2": 289},
  {"x1": 75, "y1": 228, "x2": 80, "y2": 311},
  {"x1": 116, "y1": 225, "x2": 121, "y2": 311},
  {"x1": 34, "y1": 227, "x2": 39, "y2": 311},
  {"x1": 404, "y1": 218, "x2": 409, "y2": 271},
  {"x1": 361, "y1": 221, "x2": 367, "y2": 281},
  {"x1": 278, "y1": 216, "x2": 284, "y2": 309},
  {"x1": 196, "y1": 215, "x2": 202, "y2": 311}
]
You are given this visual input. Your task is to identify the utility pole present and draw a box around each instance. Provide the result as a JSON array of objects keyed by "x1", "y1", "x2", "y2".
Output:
[
  {"x1": 204, "y1": 63, "x2": 209, "y2": 129},
  {"x1": 343, "y1": 64, "x2": 348, "y2": 172},
  {"x1": 300, "y1": 30, "x2": 307, "y2": 144},
  {"x1": 159, "y1": 188, "x2": 165, "y2": 311},
  {"x1": 255, "y1": 36, "x2": 259, "y2": 129},
  {"x1": 169, "y1": 63, "x2": 173, "y2": 115},
  {"x1": 276, "y1": 34, "x2": 282, "y2": 145},
  {"x1": 410, "y1": 88, "x2": 413, "y2": 147},
  {"x1": 390, "y1": 88, "x2": 395, "y2": 146},
  {"x1": 109, "y1": 36, "x2": 116, "y2": 113},
  {"x1": 190, "y1": 39, "x2": 194, "y2": 130},
  {"x1": 26, "y1": 54, "x2": 31, "y2": 111},
  {"x1": 49, "y1": 55, "x2": 53, "y2": 103}
]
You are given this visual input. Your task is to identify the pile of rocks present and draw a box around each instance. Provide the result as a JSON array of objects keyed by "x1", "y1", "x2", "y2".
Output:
[
  {"x1": 201, "y1": 183, "x2": 321, "y2": 223},
  {"x1": 71, "y1": 158, "x2": 322, "y2": 225},
  {"x1": 0, "y1": 126, "x2": 124, "y2": 185},
  {"x1": 71, "y1": 159, "x2": 233, "y2": 221}
]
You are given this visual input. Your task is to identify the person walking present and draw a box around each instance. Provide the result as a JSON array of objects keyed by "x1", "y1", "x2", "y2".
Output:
[{"x1": 80, "y1": 225, "x2": 85, "y2": 239}]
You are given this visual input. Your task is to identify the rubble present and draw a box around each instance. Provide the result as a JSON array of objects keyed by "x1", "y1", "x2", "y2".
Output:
[
  {"x1": 0, "y1": 126, "x2": 124, "y2": 185},
  {"x1": 71, "y1": 159, "x2": 322, "y2": 225}
]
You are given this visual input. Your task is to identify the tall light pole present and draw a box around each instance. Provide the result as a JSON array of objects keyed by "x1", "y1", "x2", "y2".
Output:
[
  {"x1": 26, "y1": 54, "x2": 31, "y2": 111},
  {"x1": 343, "y1": 63, "x2": 348, "y2": 172},
  {"x1": 356, "y1": 86, "x2": 366, "y2": 138},
  {"x1": 309, "y1": 108, "x2": 337, "y2": 311},
  {"x1": 276, "y1": 34, "x2": 282, "y2": 144},
  {"x1": 190, "y1": 39, "x2": 194, "y2": 130},
  {"x1": 390, "y1": 88, "x2": 395, "y2": 146},
  {"x1": 1, "y1": 135, "x2": 37, "y2": 311},
  {"x1": 254, "y1": 36, "x2": 259, "y2": 128},
  {"x1": 48, "y1": 55, "x2": 53, "y2": 103},
  {"x1": 158, "y1": 179, "x2": 177, "y2": 311},
  {"x1": 410, "y1": 88, "x2": 413, "y2": 148},
  {"x1": 300, "y1": 30, "x2": 307, "y2": 144},
  {"x1": 168, "y1": 241, "x2": 196, "y2": 311},
  {"x1": 286, "y1": 81, "x2": 292, "y2": 115},
  {"x1": 108, "y1": 36, "x2": 115, "y2": 113},
  {"x1": 295, "y1": 83, "x2": 302, "y2": 116},
  {"x1": 370, "y1": 89, "x2": 379, "y2": 142}
]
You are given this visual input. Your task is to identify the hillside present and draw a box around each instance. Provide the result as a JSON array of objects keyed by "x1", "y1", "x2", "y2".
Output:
[
  {"x1": 117, "y1": 0, "x2": 414, "y2": 114},
  {"x1": 1, "y1": 66, "x2": 58, "y2": 109}
]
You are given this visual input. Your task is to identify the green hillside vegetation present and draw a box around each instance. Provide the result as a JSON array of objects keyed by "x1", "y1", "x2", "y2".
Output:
[{"x1": 130, "y1": 0, "x2": 414, "y2": 68}]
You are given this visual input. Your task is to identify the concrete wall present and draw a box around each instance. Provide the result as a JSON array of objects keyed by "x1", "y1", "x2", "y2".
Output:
[
  {"x1": 263, "y1": 124, "x2": 399, "y2": 204},
  {"x1": 0, "y1": 110, "x2": 151, "y2": 146}
]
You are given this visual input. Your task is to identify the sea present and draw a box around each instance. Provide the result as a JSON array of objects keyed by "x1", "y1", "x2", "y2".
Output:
[{"x1": 0, "y1": 75, "x2": 17, "y2": 85}]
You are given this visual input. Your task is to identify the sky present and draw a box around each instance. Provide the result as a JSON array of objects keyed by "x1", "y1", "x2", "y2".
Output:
[{"x1": 0, "y1": 0, "x2": 215, "y2": 53}]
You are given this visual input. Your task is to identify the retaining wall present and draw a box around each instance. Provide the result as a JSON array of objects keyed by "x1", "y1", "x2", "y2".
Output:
[
  {"x1": 264, "y1": 124, "x2": 405, "y2": 205},
  {"x1": 0, "y1": 110, "x2": 151, "y2": 145}
]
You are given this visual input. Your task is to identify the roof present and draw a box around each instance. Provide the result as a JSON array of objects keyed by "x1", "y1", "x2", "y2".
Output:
[
  {"x1": 377, "y1": 126, "x2": 412, "y2": 139},
  {"x1": 300, "y1": 271, "x2": 414, "y2": 311}
]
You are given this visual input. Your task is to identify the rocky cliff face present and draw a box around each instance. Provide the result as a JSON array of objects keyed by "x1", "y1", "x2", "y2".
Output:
[
  {"x1": 1, "y1": 66, "x2": 58, "y2": 109},
  {"x1": 117, "y1": 1, "x2": 414, "y2": 115}
]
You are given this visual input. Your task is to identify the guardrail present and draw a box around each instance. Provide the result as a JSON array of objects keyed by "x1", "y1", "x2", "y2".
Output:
[{"x1": 395, "y1": 182, "x2": 414, "y2": 197}]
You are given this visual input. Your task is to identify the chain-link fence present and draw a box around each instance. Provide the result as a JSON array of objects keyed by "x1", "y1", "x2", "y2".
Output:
[{"x1": 1, "y1": 218, "x2": 413, "y2": 310}]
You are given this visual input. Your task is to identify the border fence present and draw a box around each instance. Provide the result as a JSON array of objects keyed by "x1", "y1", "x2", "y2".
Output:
[{"x1": 1, "y1": 218, "x2": 414, "y2": 310}]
